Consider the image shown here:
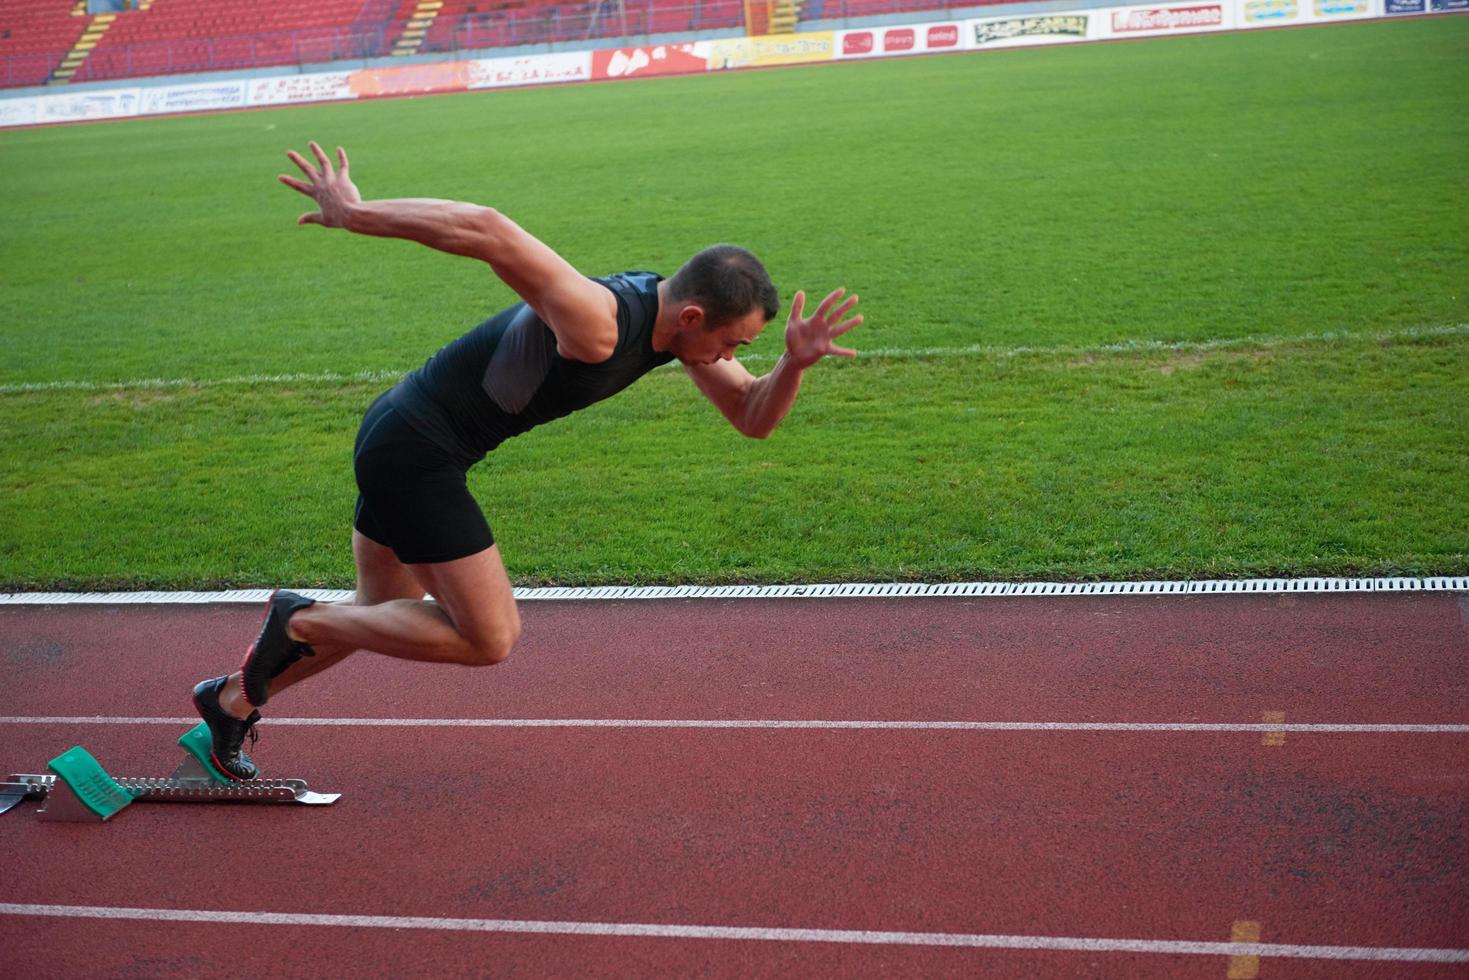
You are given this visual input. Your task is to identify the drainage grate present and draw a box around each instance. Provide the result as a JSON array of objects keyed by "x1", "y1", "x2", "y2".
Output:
[{"x1": 2, "y1": 577, "x2": 1465, "y2": 605}]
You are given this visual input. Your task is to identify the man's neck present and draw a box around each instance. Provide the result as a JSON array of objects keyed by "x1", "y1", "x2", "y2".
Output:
[{"x1": 651, "y1": 279, "x2": 677, "y2": 353}]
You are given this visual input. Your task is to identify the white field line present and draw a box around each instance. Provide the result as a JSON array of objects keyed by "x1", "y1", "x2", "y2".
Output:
[
  {"x1": 3, "y1": 323, "x2": 1465, "y2": 395},
  {"x1": 1, "y1": 717, "x2": 1466, "y2": 733},
  {"x1": 0, "y1": 904, "x2": 1464, "y2": 962}
]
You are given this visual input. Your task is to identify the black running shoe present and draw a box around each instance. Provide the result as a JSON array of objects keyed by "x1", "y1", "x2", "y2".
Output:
[
  {"x1": 192, "y1": 675, "x2": 260, "y2": 781},
  {"x1": 239, "y1": 589, "x2": 316, "y2": 708}
]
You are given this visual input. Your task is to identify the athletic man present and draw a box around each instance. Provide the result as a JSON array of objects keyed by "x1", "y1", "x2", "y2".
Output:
[{"x1": 191, "y1": 141, "x2": 863, "y2": 779}]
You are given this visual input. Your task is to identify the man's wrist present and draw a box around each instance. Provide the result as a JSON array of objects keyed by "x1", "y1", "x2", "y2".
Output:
[
  {"x1": 340, "y1": 200, "x2": 366, "y2": 234},
  {"x1": 782, "y1": 349, "x2": 817, "y2": 372}
]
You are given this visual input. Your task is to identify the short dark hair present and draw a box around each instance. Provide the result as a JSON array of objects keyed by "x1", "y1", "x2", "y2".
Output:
[{"x1": 666, "y1": 245, "x2": 778, "y2": 328}]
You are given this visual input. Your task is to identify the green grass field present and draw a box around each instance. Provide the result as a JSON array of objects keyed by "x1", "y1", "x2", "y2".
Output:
[{"x1": 1, "y1": 17, "x2": 1466, "y2": 589}]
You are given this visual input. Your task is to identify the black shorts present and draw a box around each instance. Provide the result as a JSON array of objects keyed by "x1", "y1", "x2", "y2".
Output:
[{"x1": 352, "y1": 391, "x2": 494, "y2": 564}]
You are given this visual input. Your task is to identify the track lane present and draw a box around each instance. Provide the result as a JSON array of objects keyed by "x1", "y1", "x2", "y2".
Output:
[
  {"x1": 1, "y1": 594, "x2": 1466, "y2": 724},
  {"x1": 5, "y1": 918, "x2": 1463, "y2": 979},
  {"x1": 1, "y1": 726, "x2": 1464, "y2": 951},
  {"x1": 1, "y1": 592, "x2": 1464, "y2": 974}
]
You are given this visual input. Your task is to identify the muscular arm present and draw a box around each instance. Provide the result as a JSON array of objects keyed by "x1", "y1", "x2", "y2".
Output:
[
  {"x1": 685, "y1": 288, "x2": 862, "y2": 439},
  {"x1": 280, "y1": 143, "x2": 616, "y2": 363},
  {"x1": 685, "y1": 355, "x2": 806, "y2": 440}
]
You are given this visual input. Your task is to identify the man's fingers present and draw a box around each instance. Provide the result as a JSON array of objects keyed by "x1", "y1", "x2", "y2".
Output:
[
  {"x1": 298, "y1": 211, "x2": 322, "y2": 225},
  {"x1": 831, "y1": 294, "x2": 860, "y2": 321},
  {"x1": 310, "y1": 140, "x2": 333, "y2": 178},
  {"x1": 337, "y1": 145, "x2": 349, "y2": 173},
  {"x1": 813, "y1": 286, "x2": 846, "y2": 322},
  {"x1": 286, "y1": 149, "x2": 319, "y2": 181},
  {"x1": 830, "y1": 314, "x2": 864, "y2": 338},
  {"x1": 787, "y1": 290, "x2": 806, "y2": 323},
  {"x1": 278, "y1": 174, "x2": 314, "y2": 195},
  {"x1": 829, "y1": 345, "x2": 858, "y2": 358}
]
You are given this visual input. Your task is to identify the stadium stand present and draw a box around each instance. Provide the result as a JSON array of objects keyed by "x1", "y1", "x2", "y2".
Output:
[
  {"x1": 388, "y1": 0, "x2": 745, "y2": 56},
  {"x1": 1, "y1": 0, "x2": 966, "y2": 90},
  {"x1": 2, "y1": 0, "x2": 744, "y2": 88},
  {"x1": 72, "y1": 0, "x2": 377, "y2": 83},
  {"x1": 0, "y1": 0, "x2": 89, "y2": 88},
  {"x1": 817, "y1": 0, "x2": 954, "y2": 17}
]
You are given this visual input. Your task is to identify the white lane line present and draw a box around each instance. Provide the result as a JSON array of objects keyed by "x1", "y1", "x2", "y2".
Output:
[
  {"x1": 3, "y1": 575, "x2": 1467, "y2": 604},
  {"x1": 1, "y1": 717, "x2": 1466, "y2": 733},
  {"x1": 0, "y1": 903, "x2": 1464, "y2": 962},
  {"x1": 3, "y1": 323, "x2": 1465, "y2": 394}
]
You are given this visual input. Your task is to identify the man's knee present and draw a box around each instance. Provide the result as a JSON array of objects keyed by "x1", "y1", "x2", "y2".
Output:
[{"x1": 463, "y1": 617, "x2": 521, "y2": 666}]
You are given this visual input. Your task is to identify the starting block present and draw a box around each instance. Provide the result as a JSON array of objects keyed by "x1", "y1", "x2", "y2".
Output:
[{"x1": 2, "y1": 723, "x2": 340, "y2": 823}]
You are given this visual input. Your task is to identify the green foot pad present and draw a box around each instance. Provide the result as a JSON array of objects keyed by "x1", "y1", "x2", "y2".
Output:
[
  {"x1": 178, "y1": 722, "x2": 235, "y2": 785},
  {"x1": 45, "y1": 746, "x2": 134, "y2": 821}
]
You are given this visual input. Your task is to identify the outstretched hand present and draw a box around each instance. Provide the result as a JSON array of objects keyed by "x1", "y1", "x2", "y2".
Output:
[
  {"x1": 785, "y1": 287, "x2": 863, "y2": 369},
  {"x1": 278, "y1": 141, "x2": 360, "y2": 228}
]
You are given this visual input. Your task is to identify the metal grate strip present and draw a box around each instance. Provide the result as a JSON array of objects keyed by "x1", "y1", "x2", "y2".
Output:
[{"x1": 1, "y1": 577, "x2": 1465, "y2": 605}]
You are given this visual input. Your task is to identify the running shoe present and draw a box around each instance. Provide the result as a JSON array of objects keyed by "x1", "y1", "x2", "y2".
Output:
[
  {"x1": 192, "y1": 675, "x2": 260, "y2": 781},
  {"x1": 239, "y1": 589, "x2": 316, "y2": 708}
]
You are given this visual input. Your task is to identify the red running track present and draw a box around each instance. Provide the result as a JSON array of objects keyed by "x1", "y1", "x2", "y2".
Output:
[{"x1": 0, "y1": 592, "x2": 1466, "y2": 977}]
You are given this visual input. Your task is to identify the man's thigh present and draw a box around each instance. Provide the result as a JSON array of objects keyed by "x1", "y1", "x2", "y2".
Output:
[
  {"x1": 352, "y1": 529, "x2": 426, "y2": 606},
  {"x1": 409, "y1": 543, "x2": 521, "y2": 654}
]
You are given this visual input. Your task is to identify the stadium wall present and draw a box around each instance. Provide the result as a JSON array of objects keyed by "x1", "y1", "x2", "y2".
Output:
[{"x1": 0, "y1": 0, "x2": 1461, "y2": 128}]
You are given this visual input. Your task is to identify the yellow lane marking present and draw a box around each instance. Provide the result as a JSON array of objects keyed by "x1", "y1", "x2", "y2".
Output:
[
  {"x1": 1262, "y1": 711, "x2": 1286, "y2": 746},
  {"x1": 1228, "y1": 920, "x2": 1262, "y2": 979}
]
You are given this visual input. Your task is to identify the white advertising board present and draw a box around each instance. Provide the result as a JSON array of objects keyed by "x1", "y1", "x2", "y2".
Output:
[
  {"x1": 966, "y1": 12, "x2": 1098, "y2": 49},
  {"x1": 1238, "y1": 0, "x2": 1377, "y2": 26},
  {"x1": 0, "y1": 97, "x2": 39, "y2": 128},
  {"x1": 247, "y1": 72, "x2": 356, "y2": 107},
  {"x1": 32, "y1": 88, "x2": 141, "y2": 123},
  {"x1": 835, "y1": 22, "x2": 965, "y2": 59},
  {"x1": 467, "y1": 51, "x2": 593, "y2": 90},
  {"x1": 140, "y1": 80, "x2": 249, "y2": 115},
  {"x1": 1103, "y1": 2, "x2": 1234, "y2": 36}
]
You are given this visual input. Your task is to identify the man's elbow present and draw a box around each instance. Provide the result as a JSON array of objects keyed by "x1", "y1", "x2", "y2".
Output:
[
  {"x1": 740, "y1": 418, "x2": 775, "y2": 439},
  {"x1": 468, "y1": 206, "x2": 506, "y2": 259}
]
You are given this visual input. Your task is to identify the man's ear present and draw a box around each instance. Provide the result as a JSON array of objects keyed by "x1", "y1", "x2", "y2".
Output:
[{"x1": 678, "y1": 304, "x2": 707, "y2": 329}]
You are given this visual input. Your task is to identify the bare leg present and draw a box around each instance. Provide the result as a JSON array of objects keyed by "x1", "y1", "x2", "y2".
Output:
[
  {"x1": 286, "y1": 543, "x2": 521, "y2": 665},
  {"x1": 218, "y1": 531, "x2": 520, "y2": 719},
  {"x1": 270, "y1": 531, "x2": 427, "y2": 686}
]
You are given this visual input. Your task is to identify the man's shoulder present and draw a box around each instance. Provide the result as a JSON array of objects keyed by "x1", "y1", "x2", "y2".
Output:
[
  {"x1": 596, "y1": 270, "x2": 664, "y2": 294},
  {"x1": 595, "y1": 271, "x2": 663, "y2": 325}
]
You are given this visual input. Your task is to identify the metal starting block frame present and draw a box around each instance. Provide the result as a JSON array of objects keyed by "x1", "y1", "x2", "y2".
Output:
[{"x1": 0, "y1": 723, "x2": 340, "y2": 822}]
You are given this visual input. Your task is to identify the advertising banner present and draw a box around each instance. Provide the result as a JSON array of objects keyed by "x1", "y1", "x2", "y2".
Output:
[
  {"x1": 1107, "y1": 3, "x2": 1227, "y2": 35},
  {"x1": 594, "y1": 43, "x2": 707, "y2": 80},
  {"x1": 11, "y1": 0, "x2": 1469, "y2": 129},
  {"x1": 34, "y1": 88, "x2": 140, "y2": 123},
  {"x1": 349, "y1": 61, "x2": 474, "y2": 98},
  {"x1": 248, "y1": 72, "x2": 355, "y2": 107},
  {"x1": 969, "y1": 14, "x2": 1092, "y2": 48},
  {"x1": 706, "y1": 31, "x2": 835, "y2": 69},
  {"x1": 140, "y1": 81, "x2": 249, "y2": 116},
  {"x1": 1240, "y1": 0, "x2": 1301, "y2": 26},
  {"x1": 466, "y1": 51, "x2": 591, "y2": 89},
  {"x1": 837, "y1": 22, "x2": 962, "y2": 58},
  {"x1": 0, "y1": 97, "x2": 39, "y2": 128},
  {"x1": 1310, "y1": 0, "x2": 1372, "y2": 18}
]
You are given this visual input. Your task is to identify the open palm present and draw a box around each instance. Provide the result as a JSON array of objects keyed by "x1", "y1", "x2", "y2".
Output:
[{"x1": 785, "y1": 287, "x2": 863, "y2": 368}]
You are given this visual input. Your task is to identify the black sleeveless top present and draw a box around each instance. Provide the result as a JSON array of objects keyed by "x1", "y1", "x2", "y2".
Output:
[{"x1": 387, "y1": 272, "x2": 673, "y2": 461}]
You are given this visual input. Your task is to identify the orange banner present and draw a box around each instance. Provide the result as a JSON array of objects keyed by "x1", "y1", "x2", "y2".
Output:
[{"x1": 348, "y1": 61, "x2": 475, "y2": 98}]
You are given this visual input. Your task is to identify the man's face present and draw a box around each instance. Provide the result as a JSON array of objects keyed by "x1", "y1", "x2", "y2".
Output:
[{"x1": 676, "y1": 306, "x2": 768, "y2": 365}]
